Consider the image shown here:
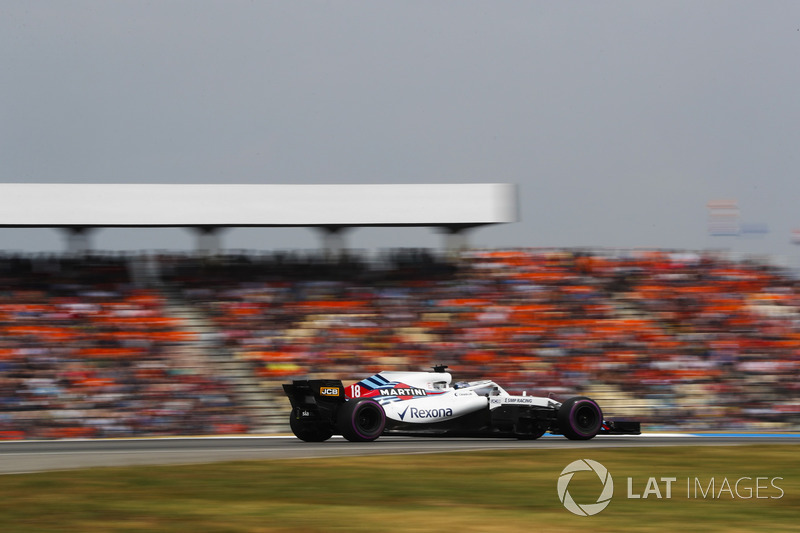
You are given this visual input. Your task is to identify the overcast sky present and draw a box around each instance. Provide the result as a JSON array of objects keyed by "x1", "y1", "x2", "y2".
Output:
[{"x1": 2, "y1": 2, "x2": 799, "y2": 264}]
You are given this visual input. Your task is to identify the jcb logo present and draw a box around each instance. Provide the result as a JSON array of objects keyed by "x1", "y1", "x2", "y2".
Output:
[{"x1": 320, "y1": 387, "x2": 340, "y2": 396}]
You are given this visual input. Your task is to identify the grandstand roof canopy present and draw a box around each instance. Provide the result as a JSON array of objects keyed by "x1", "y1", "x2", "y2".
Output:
[{"x1": 0, "y1": 183, "x2": 518, "y2": 229}]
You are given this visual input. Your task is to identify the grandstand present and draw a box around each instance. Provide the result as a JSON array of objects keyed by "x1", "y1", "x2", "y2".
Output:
[
  {"x1": 0, "y1": 182, "x2": 797, "y2": 436},
  {"x1": 1, "y1": 247, "x2": 798, "y2": 438}
]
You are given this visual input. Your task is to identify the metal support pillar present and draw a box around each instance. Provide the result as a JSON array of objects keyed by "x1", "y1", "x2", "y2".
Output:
[
  {"x1": 195, "y1": 226, "x2": 223, "y2": 256},
  {"x1": 319, "y1": 226, "x2": 348, "y2": 259},
  {"x1": 441, "y1": 225, "x2": 472, "y2": 254},
  {"x1": 64, "y1": 226, "x2": 92, "y2": 255}
]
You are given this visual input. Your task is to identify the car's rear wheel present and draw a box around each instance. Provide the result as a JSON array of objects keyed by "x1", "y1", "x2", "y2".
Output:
[
  {"x1": 289, "y1": 409, "x2": 333, "y2": 442},
  {"x1": 557, "y1": 396, "x2": 602, "y2": 440},
  {"x1": 337, "y1": 399, "x2": 385, "y2": 442}
]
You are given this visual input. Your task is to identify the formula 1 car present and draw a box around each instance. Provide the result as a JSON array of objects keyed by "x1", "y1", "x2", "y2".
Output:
[{"x1": 283, "y1": 366, "x2": 640, "y2": 442}]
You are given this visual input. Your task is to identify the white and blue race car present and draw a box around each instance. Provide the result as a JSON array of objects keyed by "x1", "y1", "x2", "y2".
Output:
[{"x1": 283, "y1": 366, "x2": 640, "y2": 442}]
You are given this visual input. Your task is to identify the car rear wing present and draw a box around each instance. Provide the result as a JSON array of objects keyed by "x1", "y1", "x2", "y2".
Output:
[{"x1": 283, "y1": 379, "x2": 347, "y2": 409}]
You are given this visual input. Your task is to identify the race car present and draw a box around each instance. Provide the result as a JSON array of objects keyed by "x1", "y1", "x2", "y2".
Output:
[{"x1": 283, "y1": 365, "x2": 640, "y2": 442}]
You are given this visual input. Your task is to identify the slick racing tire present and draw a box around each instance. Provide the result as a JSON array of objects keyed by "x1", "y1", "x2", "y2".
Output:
[
  {"x1": 337, "y1": 399, "x2": 386, "y2": 442},
  {"x1": 557, "y1": 396, "x2": 603, "y2": 440},
  {"x1": 289, "y1": 409, "x2": 333, "y2": 442}
]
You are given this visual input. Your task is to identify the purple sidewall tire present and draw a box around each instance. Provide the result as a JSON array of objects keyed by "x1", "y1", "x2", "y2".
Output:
[
  {"x1": 338, "y1": 398, "x2": 386, "y2": 442},
  {"x1": 558, "y1": 396, "x2": 602, "y2": 440}
]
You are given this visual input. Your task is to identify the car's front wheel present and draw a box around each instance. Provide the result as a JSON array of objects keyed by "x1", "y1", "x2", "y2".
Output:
[
  {"x1": 557, "y1": 396, "x2": 602, "y2": 440},
  {"x1": 337, "y1": 399, "x2": 386, "y2": 442}
]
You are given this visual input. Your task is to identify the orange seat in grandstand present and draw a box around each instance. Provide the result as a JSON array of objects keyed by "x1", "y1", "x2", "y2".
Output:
[
  {"x1": 463, "y1": 352, "x2": 495, "y2": 364},
  {"x1": 78, "y1": 377, "x2": 117, "y2": 387},
  {"x1": 3, "y1": 325, "x2": 77, "y2": 341},
  {"x1": 213, "y1": 423, "x2": 247, "y2": 434},
  {"x1": 224, "y1": 304, "x2": 263, "y2": 316},
  {"x1": 77, "y1": 348, "x2": 147, "y2": 358},
  {"x1": 43, "y1": 427, "x2": 97, "y2": 439},
  {"x1": 438, "y1": 299, "x2": 491, "y2": 308}
]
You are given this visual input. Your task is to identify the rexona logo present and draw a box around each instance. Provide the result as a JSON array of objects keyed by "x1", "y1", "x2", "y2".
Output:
[
  {"x1": 319, "y1": 387, "x2": 340, "y2": 396},
  {"x1": 557, "y1": 459, "x2": 614, "y2": 516},
  {"x1": 398, "y1": 406, "x2": 453, "y2": 420}
]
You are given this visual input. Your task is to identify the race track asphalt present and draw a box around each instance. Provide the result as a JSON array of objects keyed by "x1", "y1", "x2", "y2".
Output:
[{"x1": 1, "y1": 434, "x2": 798, "y2": 475}]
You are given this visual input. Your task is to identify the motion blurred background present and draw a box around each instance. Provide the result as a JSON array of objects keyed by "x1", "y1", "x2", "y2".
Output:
[
  {"x1": 2, "y1": 2, "x2": 799, "y2": 439},
  {"x1": 1, "y1": 248, "x2": 797, "y2": 439}
]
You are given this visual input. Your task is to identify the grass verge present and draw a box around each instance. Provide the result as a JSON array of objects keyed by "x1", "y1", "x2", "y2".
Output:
[{"x1": 0, "y1": 444, "x2": 798, "y2": 532}]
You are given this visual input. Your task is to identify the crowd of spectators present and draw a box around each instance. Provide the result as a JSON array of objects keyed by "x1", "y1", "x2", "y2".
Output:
[
  {"x1": 1, "y1": 247, "x2": 799, "y2": 439},
  {"x1": 0, "y1": 254, "x2": 249, "y2": 439},
  {"x1": 170, "y1": 248, "x2": 800, "y2": 432}
]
